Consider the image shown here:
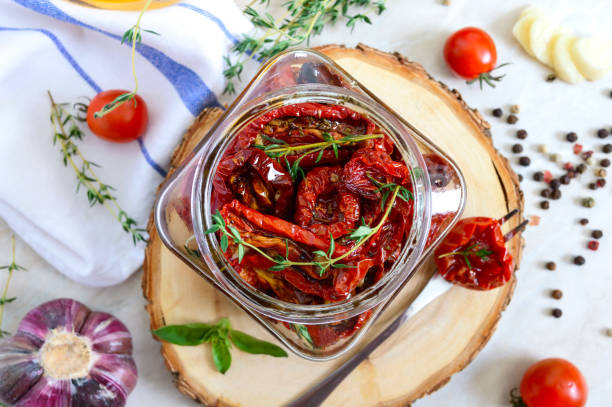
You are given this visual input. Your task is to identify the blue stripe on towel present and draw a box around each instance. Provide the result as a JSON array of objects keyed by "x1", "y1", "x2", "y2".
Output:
[
  {"x1": 0, "y1": 25, "x2": 168, "y2": 177},
  {"x1": 0, "y1": 26, "x2": 102, "y2": 93},
  {"x1": 13, "y1": 0, "x2": 222, "y2": 114},
  {"x1": 175, "y1": 3, "x2": 239, "y2": 44}
]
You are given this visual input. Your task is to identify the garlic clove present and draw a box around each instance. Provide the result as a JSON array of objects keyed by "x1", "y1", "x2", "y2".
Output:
[
  {"x1": 0, "y1": 334, "x2": 44, "y2": 405},
  {"x1": 13, "y1": 376, "x2": 71, "y2": 407},
  {"x1": 571, "y1": 36, "x2": 612, "y2": 80},
  {"x1": 551, "y1": 34, "x2": 586, "y2": 83},
  {"x1": 90, "y1": 353, "x2": 138, "y2": 398},
  {"x1": 18, "y1": 298, "x2": 89, "y2": 342},
  {"x1": 80, "y1": 311, "x2": 133, "y2": 354}
]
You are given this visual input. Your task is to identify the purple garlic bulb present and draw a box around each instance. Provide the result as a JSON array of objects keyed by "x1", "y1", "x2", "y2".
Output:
[{"x1": 0, "y1": 298, "x2": 137, "y2": 407}]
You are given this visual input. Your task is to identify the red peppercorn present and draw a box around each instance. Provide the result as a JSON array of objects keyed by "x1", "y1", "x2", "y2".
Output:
[
  {"x1": 573, "y1": 144, "x2": 583, "y2": 154},
  {"x1": 588, "y1": 240, "x2": 599, "y2": 251},
  {"x1": 597, "y1": 178, "x2": 606, "y2": 188},
  {"x1": 543, "y1": 170, "x2": 553, "y2": 183}
]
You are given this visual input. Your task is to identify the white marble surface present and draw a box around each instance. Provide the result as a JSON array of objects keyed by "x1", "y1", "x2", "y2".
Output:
[{"x1": 2, "y1": 0, "x2": 612, "y2": 405}]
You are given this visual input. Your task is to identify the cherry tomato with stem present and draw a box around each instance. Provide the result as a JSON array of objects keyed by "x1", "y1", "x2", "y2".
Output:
[
  {"x1": 443, "y1": 27, "x2": 508, "y2": 89},
  {"x1": 86, "y1": 89, "x2": 148, "y2": 143},
  {"x1": 511, "y1": 358, "x2": 588, "y2": 407}
]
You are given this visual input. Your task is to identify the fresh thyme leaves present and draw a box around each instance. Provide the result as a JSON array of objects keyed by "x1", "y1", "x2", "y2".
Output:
[
  {"x1": 292, "y1": 323, "x2": 314, "y2": 346},
  {"x1": 0, "y1": 236, "x2": 26, "y2": 338},
  {"x1": 367, "y1": 174, "x2": 413, "y2": 209},
  {"x1": 207, "y1": 185, "x2": 401, "y2": 274},
  {"x1": 224, "y1": 0, "x2": 388, "y2": 94},
  {"x1": 437, "y1": 243, "x2": 494, "y2": 270},
  {"x1": 94, "y1": 0, "x2": 157, "y2": 118},
  {"x1": 153, "y1": 317, "x2": 287, "y2": 374},
  {"x1": 48, "y1": 91, "x2": 148, "y2": 245},
  {"x1": 255, "y1": 133, "x2": 383, "y2": 180}
]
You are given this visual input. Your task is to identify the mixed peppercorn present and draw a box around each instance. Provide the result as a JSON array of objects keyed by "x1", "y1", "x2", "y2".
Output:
[{"x1": 491, "y1": 105, "x2": 608, "y2": 324}]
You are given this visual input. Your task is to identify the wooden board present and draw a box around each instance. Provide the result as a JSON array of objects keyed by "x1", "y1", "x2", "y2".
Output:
[{"x1": 142, "y1": 44, "x2": 524, "y2": 406}]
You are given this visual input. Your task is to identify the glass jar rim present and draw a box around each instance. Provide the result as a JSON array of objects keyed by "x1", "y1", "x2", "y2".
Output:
[{"x1": 192, "y1": 84, "x2": 432, "y2": 324}]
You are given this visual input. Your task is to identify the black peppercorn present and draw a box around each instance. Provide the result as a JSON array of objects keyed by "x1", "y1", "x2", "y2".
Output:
[
  {"x1": 603, "y1": 144, "x2": 612, "y2": 153},
  {"x1": 592, "y1": 230, "x2": 603, "y2": 239},
  {"x1": 492, "y1": 108, "x2": 503, "y2": 117},
  {"x1": 507, "y1": 114, "x2": 519, "y2": 124},
  {"x1": 589, "y1": 182, "x2": 597, "y2": 190},
  {"x1": 560, "y1": 174, "x2": 570, "y2": 185},
  {"x1": 600, "y1": 158, "x2": 611, "y2": 168},
  {"x1": 540, "y1": 201, "x2": 550, "y2": 209},
  {"x1": 573, "y1": 255, "x2": 585, "y2": 265},
  {"x1": 552, "y1": 308, "x2": 563, "y2": 318},
  {"x1": 551, "y1": 289, "x2": 563, "y2": 299},
  {"x1": 516, "y1": 129, "x2": 528, "y2": 139},
  {"x1": 533, "y1": 171, "x2": 544, "y2": 181},
  {"x1": 512, "y1": 144, "x2": 523, "y2": 153},
  {"x1": 541, "y1": 189, "x2": 552, "y2": 198},
  {"x1": 597, "y1": 128, "x2": 610, "y2": 139},
  {"x1": 576, "y1": 163, "x2": 586, "y2": 173},
  {"x1": 551, "y1": 189, "x2": 562, "y2": 200},
  {"x1": 518, "y1": 174, "x2": 524, "y2": 182},
  {"x1": 518, "y1": 156, "x2": 530, "y2": 166},
  {"x1": 579, "y1": 218, "x2": 589, "y2": 226},
  {"x1": 549, "y1": 179, "x2": 560, "y2": 190},
  {"x1": 566, "y1": 132, "x2": 578, "y2": 142},
  {"x1": 545, "y1": 261, "x2": 557, "y2": 271}
]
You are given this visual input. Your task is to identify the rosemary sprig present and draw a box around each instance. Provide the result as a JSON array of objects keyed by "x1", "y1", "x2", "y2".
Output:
[
  {"x1": 437, "y1": 243, "x2": 493, "y2": 269},
  {"x1": 207, "y1": 185, "x2": 401, "y2": 275},
  {"x1": 367, "y1": 174, "x2": 413, "y2": 209},
  {"x1": 255, "y1": 132, "x2": 383, "y2": 180},
  {"x1": 224, "y1": 0, "x2": 387, "y2": 94},
  {"x1": 0, "y1": 236, "x2": 26, "y2": 338},
  {"x1": 48, "y1": 91, "x2": 148, "y2": 245},
  {"x1": 94, "y1": 0, "x2": 158, "y2": 117}
]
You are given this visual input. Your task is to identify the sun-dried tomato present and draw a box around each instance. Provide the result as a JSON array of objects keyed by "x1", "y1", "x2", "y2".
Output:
[
  {"x1": 434, "y1": 217, "x2": 513, "y2": 290},
  {"x1": 342, "y1": 148, "x2": 410, "y2": 200},
  {"x1": 213, "y1": 148, "x2": 294, "y2": 217},
  {"x1": 295, "y1": 166, "x2": 360, "y2": 238}
]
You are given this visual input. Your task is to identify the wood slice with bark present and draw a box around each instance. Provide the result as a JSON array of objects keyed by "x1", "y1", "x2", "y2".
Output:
[{"x1": 143, "y1": 44, "x2": 524, "y2": 407}]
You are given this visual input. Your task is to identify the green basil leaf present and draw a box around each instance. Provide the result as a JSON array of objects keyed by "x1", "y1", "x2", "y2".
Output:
[
  {"x1": 152, "y1": 323, "x2": 214, "y2": 346},
  {"x1": 220, "y1": 234, "x2": 229, "y2": 252},
  {"x1": 230, "y1": 330, "x2": 288, "y2": 357},
  {"x1": 328, "y1": 233, "x2": 335, "y2": 257},
  {"x1": 211, "y1": 338, "x2": 232, "y2": 374}
]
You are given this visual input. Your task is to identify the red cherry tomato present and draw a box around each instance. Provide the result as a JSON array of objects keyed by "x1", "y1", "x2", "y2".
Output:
[
  {"x1": 86, "y1": 89, "x2": 148, "y2": 143},
  {"x1": 520, "y1": 358, "x2": 588, "y2": 407},
  {"x1": 444, "y1": 27, "x2": 497, "y2": 80}
]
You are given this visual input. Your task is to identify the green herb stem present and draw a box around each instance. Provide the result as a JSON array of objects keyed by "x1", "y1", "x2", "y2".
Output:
[
  {"x1": 48, "y1": 91, "x2": 147, "y2": 245},
  {"x1": 0, "y1": 236, "x2": 26, "y2": 338},
  {"x1": 94, "y1": 0, "x2": 155, "y2": 118},
  {"x1": 260, "y1": 133, "x2": 382, "y2": 155}
]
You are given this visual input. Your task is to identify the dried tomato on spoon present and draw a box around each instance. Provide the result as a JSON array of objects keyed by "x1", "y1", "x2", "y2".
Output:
[{"x1": 434, "y1": 211, "x2": 526, "y2": 290}]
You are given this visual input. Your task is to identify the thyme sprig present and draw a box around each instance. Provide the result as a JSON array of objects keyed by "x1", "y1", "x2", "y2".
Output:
[
  {"x1": 367, "y1": 174, "x2": 413, "y2": 209},
  {"x1": 255, "y1": 132, "x2": 383, "y2": 180},
  {"x1": 48, "y1": 91, "x2": 148, "y2": 245},
  {"x1": 224, "y1": 0, "x2": 387, "y2": 94},
  {"x1": 207, "y1": 185, "x2": 400, "y2": 276},
  {"x1": 0, "y1": 236, "x2": 27, "y2": 338},
  {"x1": 94, "y1": 0, "x2": 158, "y2": 117},
  {"x1": 437, "y1": 243, "x2": 493, "y2": 269}
]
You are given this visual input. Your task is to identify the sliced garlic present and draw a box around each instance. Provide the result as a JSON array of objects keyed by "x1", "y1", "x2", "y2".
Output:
[
  {"x1": 552, "y1": 34, "x2": 586, "y2": 83},
  {"x1": 571, "y1": 36, "x2": 612, "y2": 81}
]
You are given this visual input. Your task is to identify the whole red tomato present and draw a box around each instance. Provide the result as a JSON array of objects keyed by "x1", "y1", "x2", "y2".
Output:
[
  {"x1": 86, "y1": 89, "x2": 148, "y2": 143},
  {"x1": 444, "y1": 27, "x2": 505, "y2": 87},
  {"x1": 519, "y1": 358, "x2": 588, "y2": 407}
]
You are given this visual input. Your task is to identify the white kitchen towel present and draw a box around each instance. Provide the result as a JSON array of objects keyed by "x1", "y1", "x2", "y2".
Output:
[{"x1": 0, "y1": 0, "x2": 251, "y2": 286}]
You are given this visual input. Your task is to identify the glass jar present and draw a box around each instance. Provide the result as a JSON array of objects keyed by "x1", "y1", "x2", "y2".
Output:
[{"x1": 154, "y1": 49, "x2": 466, "y2": 361}]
